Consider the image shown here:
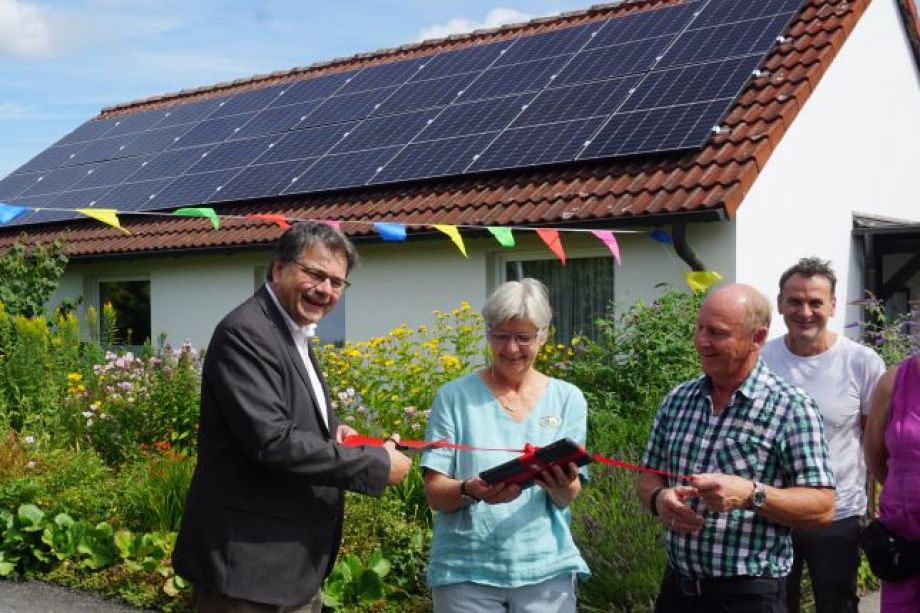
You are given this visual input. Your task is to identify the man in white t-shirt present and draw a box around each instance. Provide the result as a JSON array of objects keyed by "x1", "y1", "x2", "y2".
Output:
[{"x1": 762, "y1": 257, "x2": 886, "y2": 613}]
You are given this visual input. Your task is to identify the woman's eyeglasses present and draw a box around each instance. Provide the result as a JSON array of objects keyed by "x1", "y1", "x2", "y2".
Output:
[{"x1": 487, "y1": 331, "x2": 539, "y2": 346}]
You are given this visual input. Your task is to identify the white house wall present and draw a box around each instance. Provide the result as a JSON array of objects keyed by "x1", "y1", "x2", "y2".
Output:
[{"x1": 734, "y1": 0, "x2": 920, "y2": 339}]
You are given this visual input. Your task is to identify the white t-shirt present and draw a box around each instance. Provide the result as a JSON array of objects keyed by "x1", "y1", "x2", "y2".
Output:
[{"x1": 762, "y1": 335, "x2": 885, "y2": 519}]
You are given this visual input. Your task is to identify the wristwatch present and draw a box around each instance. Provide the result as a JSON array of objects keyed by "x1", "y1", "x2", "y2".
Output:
[
  {"x1": 750, "y1": 481, "x2": 767, "y2": 510},
  {"x1": 459, "y1": 479, "x2": 480, "y2": 506}
]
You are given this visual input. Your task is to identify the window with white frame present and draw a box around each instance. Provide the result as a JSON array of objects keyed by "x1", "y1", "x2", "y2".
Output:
[
  {"x1": 502, "y1": 253, "x2": 614, "y2": 343},
  {"x1": 98, "y1": 279, "x2": 151, "y2": 347}
]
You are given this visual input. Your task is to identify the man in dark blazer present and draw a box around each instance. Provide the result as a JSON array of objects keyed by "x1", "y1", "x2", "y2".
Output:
[{"x1": 173, "y1": 222, "x2": 411, "y2": 612}]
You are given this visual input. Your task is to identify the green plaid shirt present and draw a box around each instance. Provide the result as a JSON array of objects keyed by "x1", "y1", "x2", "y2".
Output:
[{"x1": 642, "y1": 358, "x2": 834, "y2": 578}]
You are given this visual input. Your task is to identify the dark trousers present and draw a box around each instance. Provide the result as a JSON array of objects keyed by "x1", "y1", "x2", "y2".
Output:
[
  {"x1": 654, "y1": 568, "x2": 787, "y2": 613},
  {"x1": 786, "y1": 515, "x2": 861, "y2": 613}
]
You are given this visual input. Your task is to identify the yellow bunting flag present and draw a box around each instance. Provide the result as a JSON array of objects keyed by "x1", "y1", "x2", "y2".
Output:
[
  {"x1": 535, "y1": 228, "x2": 566, "y2": 265},
  {"x1": 487, "y1": 226, "x2": 515, "y2": 247},
  {"x1": 685, "y1": 270, "x2": 723, "y2": 293},
  {"x1": 173, "y1": 207, "x2": 220, "y2": 229},
  {"x1": 76, "y1": 208, "x2": 130, "y2": 234},
  {"x1": 433, "y1": 224, "x2": 468, "y2": 258}
]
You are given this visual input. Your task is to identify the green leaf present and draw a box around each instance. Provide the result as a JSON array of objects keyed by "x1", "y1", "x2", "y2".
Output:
[
  {"x1": 0, "y1": 561, "x2": 16, "y2": 577},
  {"x1": 16, "y1": 504, "x2": 45, "y2": 531},
  {"x1": 356, "y1": 569, "x2": 384, "y2": 602}
]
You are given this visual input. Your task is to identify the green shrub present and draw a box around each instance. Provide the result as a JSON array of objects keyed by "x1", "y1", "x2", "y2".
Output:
[
  {"x1": 0, "y1": 236, "x2": 68, "y2": 318},
  {"x1": 116, "y1": 451, "x2": 195, "y2": 533}
]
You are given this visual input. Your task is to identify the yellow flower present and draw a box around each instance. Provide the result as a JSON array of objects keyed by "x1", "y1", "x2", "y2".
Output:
[{"x1": 67, "y1": 372, "x2": 83, "y2": 383}]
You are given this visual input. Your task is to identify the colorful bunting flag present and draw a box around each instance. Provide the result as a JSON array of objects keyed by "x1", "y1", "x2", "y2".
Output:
[
  {"x1": 650, "y1": 229, "x2": 673, "y2": 244},
  {"x1": 318, "y1": 220, "x2": 342, "y2": 231},
  {"x1": 75, "y1": 208, "x2": 130, "y2": 234},
  {"x1": 0, "y1": 202, "x2": 28, "y2": 224},
  {"x1": 535, "y1": 228, "x2": 566, "y2": 265},
  {"x1": 433, "y1": 224, "x2": 467, "y2": 258},
  {"x1": 685, "y1": 270, "x2": 723, "y2": 293},
  {"x1": 591, "y1": 230, "x2": 621, "y2": 266},
  {"x1": 245, "y1": 213, "x2": 290, "y2": 229},
  {"x1": 487, "y1": 226, "x2": 515, "y2": 247},
  {"x1": 173, "y1": 207, "x2": 220, "y2": 230},
  {"x1": 373, "y1": 222, "x2": 407, "y2": 241}
]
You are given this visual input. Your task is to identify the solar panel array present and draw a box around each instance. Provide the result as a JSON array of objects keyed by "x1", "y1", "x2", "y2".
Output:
[{"x1": 0, "y1": 0, "x2": 804, "y2": 227}]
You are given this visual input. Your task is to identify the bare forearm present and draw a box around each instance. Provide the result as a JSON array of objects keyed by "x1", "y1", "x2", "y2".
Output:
[
  {"x1": 637, "y1": 473, "x2": 668, "y2": 511},
  {"x1": 756, "y1": 486, "x2": 834, "y2": 527},
  {"x1": 424, "y1": 472, "x2": 465, "y2": 512},
  {"x1": 545, "y1": 478, "x2": 581, "y2": 508}
]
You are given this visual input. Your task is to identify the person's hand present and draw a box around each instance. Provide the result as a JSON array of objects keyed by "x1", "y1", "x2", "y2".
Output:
[
  {"x1": 335, "y1": 424, "x2": 358, "y2": 444},
  {"x1": 657, "y1": 485, "x2": 705, "y2": 533},
  {"x1": 463, "y1": 477, "x2": 521, "y2": 505},
  {"x1": 382, "y1": 433, "x2": 411, "y2": 485},
  {"x1": 534, "y1": 462, "x2": 580, "y2": 507},
  {"x1": 692, "y1": 473, "x2": 754, "y2": 513}
]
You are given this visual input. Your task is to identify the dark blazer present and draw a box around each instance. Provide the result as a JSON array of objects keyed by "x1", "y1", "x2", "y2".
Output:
[{"x1": 172, "y1": 285, "x2": 389, "y2": 606}]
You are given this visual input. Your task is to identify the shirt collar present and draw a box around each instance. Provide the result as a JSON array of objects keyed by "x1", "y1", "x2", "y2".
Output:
[
  {"x1": 264, "y1": 283, "x2": 317, "y2": 340},
  {"x1": 697, "y1": 357, "x2": 771, "y2": 402}
]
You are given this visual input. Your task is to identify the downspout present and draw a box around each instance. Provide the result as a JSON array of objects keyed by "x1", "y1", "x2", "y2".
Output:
[{"x1": 671, "y1": 222, "x2": 705, "y2": 272}]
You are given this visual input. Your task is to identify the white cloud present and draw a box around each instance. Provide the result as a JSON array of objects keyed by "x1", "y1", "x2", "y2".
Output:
[
  {"x1": 416, "y1": 7, "x2": 537, "y2": 41},
  {"x1": 0, "y1": 0, "x2": 62, "y2": 57}
]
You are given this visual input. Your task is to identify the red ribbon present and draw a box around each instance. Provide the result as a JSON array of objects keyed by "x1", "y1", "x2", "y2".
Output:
[{"x1": 342, "y1": 434, "x2": 691, "y2": 482}]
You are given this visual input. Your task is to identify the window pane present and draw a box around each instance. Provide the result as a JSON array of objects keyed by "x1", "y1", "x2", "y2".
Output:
[
  {"x1": 99, "y1": 280, "x2": 151, "y2": 346},
  {"x1": 505, "y1": 257, "x2": 614, "y2": 343}
]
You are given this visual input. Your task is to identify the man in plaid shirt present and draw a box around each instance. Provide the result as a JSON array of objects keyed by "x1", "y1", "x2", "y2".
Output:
[{"x1": 638, "y1": 284, "x2": 835, "y2": 613}]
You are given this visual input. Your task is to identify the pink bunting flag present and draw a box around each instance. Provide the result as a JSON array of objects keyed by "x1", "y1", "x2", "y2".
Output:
[
  {"x1": 535, "y1": 228, "x2": 566, "y2": 265},
  {"x1": 318, "y1": 219, "x2": 342, "y2": 231},
  {"x1": 246, "y1": 213, "x2": 290, "y2": 229},
  {"x1": 591, "y1": 230, "x2": 621, "y2": 266}
]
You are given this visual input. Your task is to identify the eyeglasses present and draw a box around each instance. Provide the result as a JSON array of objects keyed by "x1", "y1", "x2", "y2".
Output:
[
  {"x1": 292, "y1": 260, "x2": 351, "y2": 292},
  {"x1": 487, "y1": 330, "x2": 540, "y2": 347}
]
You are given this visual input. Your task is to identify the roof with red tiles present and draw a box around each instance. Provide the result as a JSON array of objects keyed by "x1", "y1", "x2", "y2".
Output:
[{"x1": 0, "y1": 0, "x2": 897, "y2": 259}]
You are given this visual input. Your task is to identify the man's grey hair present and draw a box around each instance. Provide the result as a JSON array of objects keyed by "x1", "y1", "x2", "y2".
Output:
[
  {"x1": 482, "y1": 278, "x2": 552, "y2": 332},
  {"x1": 267, "y1": 222, "x2": 358, "y2": 281},
  {"x1": 778, "y1": 257, "x2": 837, "y2": 295},
  {"x1": 745, "y1": 288, "x2": 772, "y2": 332}
]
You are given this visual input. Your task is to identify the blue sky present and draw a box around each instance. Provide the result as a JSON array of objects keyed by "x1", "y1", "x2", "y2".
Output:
[{"x1": 0, "y1": 0, "x2": 594, "y2": 178}]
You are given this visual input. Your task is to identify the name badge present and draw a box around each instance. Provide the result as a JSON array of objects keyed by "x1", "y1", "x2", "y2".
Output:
[{"x1": 539, "y1": 415, "x2": 561, "y2": 428}]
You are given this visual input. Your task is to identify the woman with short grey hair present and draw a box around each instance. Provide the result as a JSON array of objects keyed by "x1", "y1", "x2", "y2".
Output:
[{"x1": 421, "y1": 278, "x2": 590, "y2": 612}]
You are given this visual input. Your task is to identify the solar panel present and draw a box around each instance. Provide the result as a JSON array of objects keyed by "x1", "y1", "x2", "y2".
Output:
[
  {"x1": 460, "y1": 55, "x2": 572, "y2": 102},
  {"x1": 0, "y1": 0, "x2": 806, "y2": 226},
  {"x1": 162, "y1": 113, "x2": 256, "y2": 149},
  {"x1": 556, "y1": 35, "x2": 673, "y2": 85},
  {"x1": 587, "y1": 2, "x2": 699, "y2": 47},
  {"x1": 410, "y1": 41, "x2": 511, "y2": 80},
  {"x1": 581, "y1": 98, "x2": 730, "y2": 158},
  {"x1": 99, "y1": 178, "x2": 175, "y2": 211},
  {"x1": 120, "y1": 125, "x2": 195, "y2": 157},
  {"x1": 258, "y1": 123, "x2": 355, "y2": 163},
  {"x1": 271, "y1": 71, "x2": 356, "y2": 106},
  {"x1": 692, "y1": 0, "x2": 803, "y2": 28},
  {"x1": 417, "y1": 94, "x2": 534, "y2": 140},
  {"x1": 186, "y1": 136, "x2": 275, "y2": 173},
  {"x1": 493, "y1": 22, "x2": 595, "y2": 66},
  {"x1": 18, "y1": 164, "x2": 98, "y2": 196},
  {"x1": 469, "y1": 116, "x2": 604, "y2": 172},
  {"x1": 0, "y1": 172, "x2": 42, "y2": 199},
  {"x1": 232, "y1": 101, "x2": 323, "y2": 139},
  {"x1": 147, "y1": 169, "x2": 240, "y2": 208},
  {"x1": 54, "y1": 117, "x2": 118, "y2": 146},
  {"x1": 330, "y1": 109, "x2": 438, "y2": 154},
  {"x1": 512, "y1": 75, "x2": 640, "y2": 128},
  {"x1": 210, "y1": 85, "x2": 285, "y2": 117},
  {"x1": 72, "y1": 157, "x2": 151, "y2": 190},
  {"x1": 128, "y1": 146, "x2": 214, "y2": 182},
  {"x1": 657, "y1": 14, "x2": 794, "y2": 68},
  {"x1": 372, "y1": 72, "x2": 477, "y2": 116},
  {"x1": 283, "y1": 146, "x2": 403, "y2": 193},
  {"x1": 370, "y1": 132, "x2": 498, "y2": 184},
  {"x1": 336, "y1": 59, "x2": 423, "y2": 95},
  {"x1": 209, "y1": 159, "x2": 313, "y2": 203},
  {"x1": 300, "y1": 87, "x2": 399, "y2": 128}
]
